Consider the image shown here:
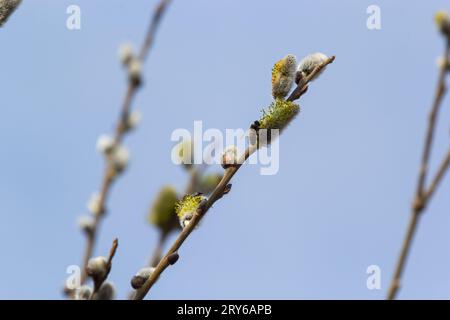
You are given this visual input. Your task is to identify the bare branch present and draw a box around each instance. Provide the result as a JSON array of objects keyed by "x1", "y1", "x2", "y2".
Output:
[
  {"x1": 76, "y1": 0, "x2": 173, "y2": 288},
  {"x1": 387, "y1": 40, "x2": 450, "y2": 300}
]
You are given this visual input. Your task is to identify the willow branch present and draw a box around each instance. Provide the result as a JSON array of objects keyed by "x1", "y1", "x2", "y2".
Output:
[
  {"x1": 89, "y1": 238, "x2": 118, "y2": 299},
  {"x1": 132, "y1": 55, "x2": 335, "y2": 300},
  {"x1": 387, "y1": 41, "x2": 450, "y2": 300},
  {"x1": 424, "y1": 147, "x2": 450, "y2": 201},
  {"x1": 78, "y1": 0, "x2": 172, "y2": 286},
  {"x1": 147, "y1": 232, "x2": 166, "y2": 268}
]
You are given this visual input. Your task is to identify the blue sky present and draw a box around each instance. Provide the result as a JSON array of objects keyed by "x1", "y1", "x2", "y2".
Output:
[{"x1": 1, "y1": 0, "x2": 450, "y2": 299}]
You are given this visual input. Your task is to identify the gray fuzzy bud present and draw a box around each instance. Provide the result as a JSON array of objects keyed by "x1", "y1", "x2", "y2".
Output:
[
  {"x1": 297, "y1": 52, "x2": 329, "y2": 81},
  {"x1": 75, "y1": 285, "x2": 92, "y2": 300},
  {"x1": 118, "y1": 43, "x2": 134, "y2": 66},
  {"x1": 86, "y1": 256, "x2": 108, "y2": 279},
  {"x1": 130, "y1": 267, "x2": 155, "y2": 289},
  {"x1": 128, "y1": 58, "x2": 142, "y2": 86},
  {"x1": 77, "y1": 215, "x2": 95, "y2": 234},
  {"x1": 93, "y1": 282, "x2": 116, "y2": 300}
]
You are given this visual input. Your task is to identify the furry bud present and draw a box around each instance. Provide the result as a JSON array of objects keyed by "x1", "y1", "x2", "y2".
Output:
[
  {"x1": 259, "y1": 99, "x2": 300, "y2": 134},
  {"x1": 221, "y1": 146, "x2": 239, "y2": 169},
  {"x1": 75, "y1": 285, "x2": 92, "y2": 300},
  {"x1": 297, "y1": 52, "x2": 329, "y2": 82},
  {"x1": 148, "y1": 186, "x2": 179, "y2": 234},
  {"x1": 175, "y1": 194, "x2": 206, "y2": 228},
  {"x1": 77, "y1": 215, "x2": 95, "y2": 235},
  {"x1": 436, "y1": 56, "x2": 450, "y2": 70},
  {"x1": 110, "y1": 144, "x2": 129, "y2": 173},
  {"x1": 96, "y1": 134, "x2": 115, "y2": 155},
  {"x1": 128, "y1": 58, "x2": 142, "y2": 86},
  {"x1": 271, "y1": 54, "x2": 297, "y2": 99},
  {"x1": 93, "y1": 282, "x2": 116, "y2": 300},
  {"x1": 87, "y1": 192, "x2": 103, "y2": 216},
  {"x1": 118, "y1": 43, "x2": 134, "y2": 66},
  {"x1": 131, "y1": 267, "x2": 155, "y2": 289},
  {"x1": 86, "y1": 256, "x2": 108, "y2": 279},
  {"x1": 125, "y1": 110, "x2": 142, "y2": 131}
]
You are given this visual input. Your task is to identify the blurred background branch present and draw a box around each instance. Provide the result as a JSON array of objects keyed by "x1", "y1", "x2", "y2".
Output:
[
  {"x1": 71, "y1": 0, "x2": 173, "y2": 295},
  {"x1": 387, "y1": 11, "x2": 450, "y2": 300}
]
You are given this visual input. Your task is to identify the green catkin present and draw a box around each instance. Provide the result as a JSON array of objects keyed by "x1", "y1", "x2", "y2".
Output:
[
  {"x1": 175, "y1": 194, "x2": 206, "y2": 227},
  {"x1": 148, "y1": 186, "x2": 179, "y2": 233},
  {"x1": 259, "y1": 99, "x2": 300, "y2": 132}
]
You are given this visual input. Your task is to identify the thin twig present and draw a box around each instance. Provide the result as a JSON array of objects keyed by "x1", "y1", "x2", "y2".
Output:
[
  {"x1": 132, "y1": 55, "x2": 335, "y2": 300},
  {"x1": 425, "y1": 147, "x2": 450, "y2": 201},
  {"x1": 387, "y1": 41, "x2": 450, "y2": 300},
  {"x1": 149, "y1": 232, "x2": 168, "y2": 268},
  {"x1": 77, "y1": 0, "x2": 172, "y2": 286},
  {"x1": 89, "y1": 238, "x2": 119, "y2": 299}
]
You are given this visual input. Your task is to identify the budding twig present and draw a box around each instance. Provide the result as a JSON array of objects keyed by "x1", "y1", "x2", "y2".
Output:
[
  {"x1": 77, "y1": 0, "x2": 172, "y2": 287},
  {"x1": 387, "y1": 40, "x2": 450, "y2": 300},
  {"x1": 89, "y1": 238, "x2": 118, "y2": 299},
  {"x1": 132, "y1": 55, "x2": 335, "y2": 300},
  {"x1": 288, "y1": 55, "x2": 335, "y2": 102}
]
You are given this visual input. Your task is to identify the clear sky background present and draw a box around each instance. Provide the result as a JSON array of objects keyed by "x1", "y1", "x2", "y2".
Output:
[{"x1": 1, "y1": 0, "x2": 450, "y2": 299}]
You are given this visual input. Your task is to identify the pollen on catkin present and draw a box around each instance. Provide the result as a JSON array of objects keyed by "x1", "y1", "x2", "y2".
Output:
[
  {"x1": 259, "y1": 99, "x2": 300, "y2": 133},
  {"x1": 271, "y1": 54, "x2": 297, "y2": 99},
  {"x1": 175, "y1": 194, "x2": 206, "y2": 228},
  {"x1": 435, "y1": 11, "x2": 450, "y2": 36}
]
